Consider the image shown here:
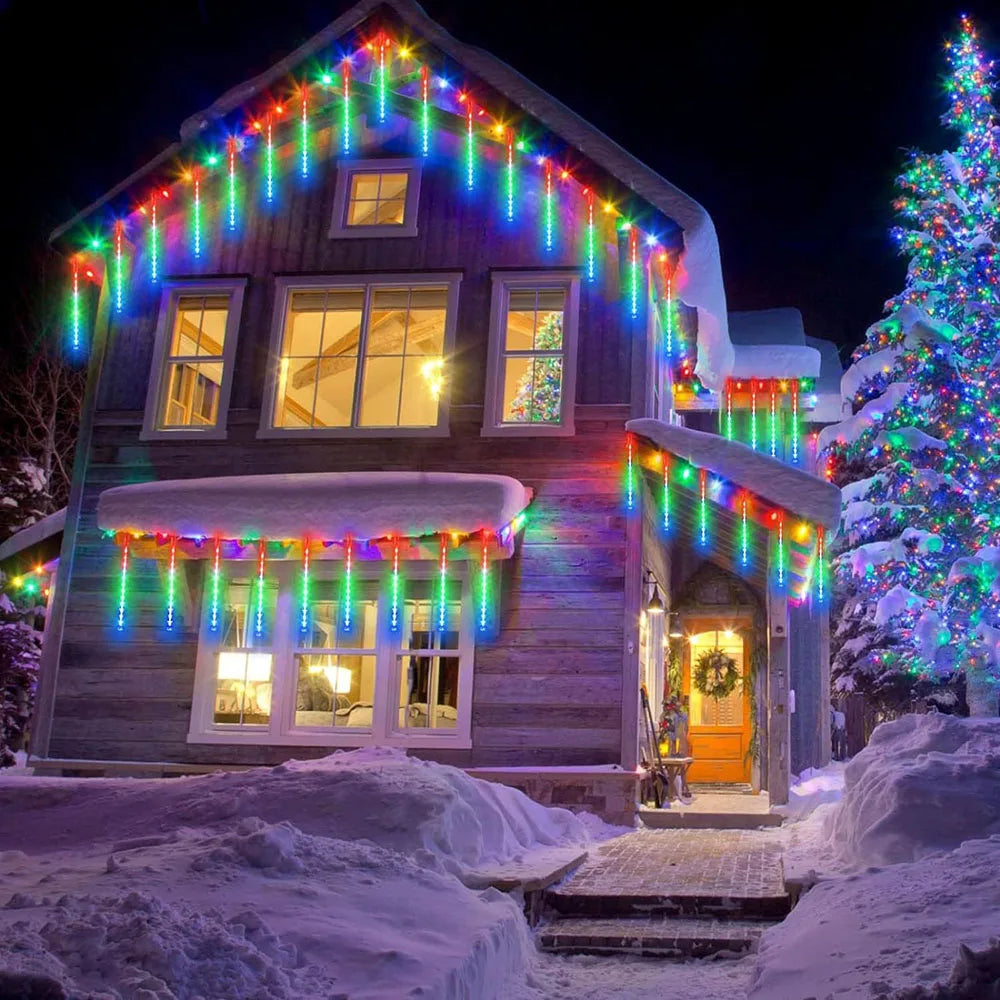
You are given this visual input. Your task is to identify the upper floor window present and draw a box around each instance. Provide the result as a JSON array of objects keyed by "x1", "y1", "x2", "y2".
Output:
[
  {"x1": 262, "y1": 275, "x2": 460, "y2": 437},
  {"x1": 330, "y1": 159, "x2": 421, "y2": 239},
  {"x1": 142, "y1": 280, "x2": 246, "y2": 440},
  {"x1": 483, "y1": 272, "x2": 580, "y2": 436}
]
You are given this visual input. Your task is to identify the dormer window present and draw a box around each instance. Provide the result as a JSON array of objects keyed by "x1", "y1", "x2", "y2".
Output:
[{"x1": 330, "y1": 159, "x2": 421, "y2": 239}]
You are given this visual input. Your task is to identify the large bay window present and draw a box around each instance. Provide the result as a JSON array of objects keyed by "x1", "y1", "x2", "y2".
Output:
[
  {"x1": 189, "y1": 563, "x2": 474, "y2": 748},
  {"x1": 261, "y1": 275, "x2": 460, "y2": 436}
]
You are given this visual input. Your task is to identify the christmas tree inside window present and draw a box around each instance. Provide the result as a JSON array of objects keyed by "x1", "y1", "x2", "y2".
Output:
[{"x1": 501, "y1": 288, "x2": 566, "y2": 424}]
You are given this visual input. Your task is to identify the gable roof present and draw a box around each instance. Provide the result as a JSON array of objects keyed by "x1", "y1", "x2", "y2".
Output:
[{"x1": 49, "y1": 0, "x2": 731, "y2": 389}]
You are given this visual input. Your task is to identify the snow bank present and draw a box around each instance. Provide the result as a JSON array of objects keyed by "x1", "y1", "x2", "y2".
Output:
[
  {"x1": 0, "y1": 749, "x2": 608, "y2": 999},
  {"x1": 776, "y1": 762, "x2": 846, "y2": 823},
  {"x1": 826, "y1": 714, "x2": 1000, "y2": 866}
]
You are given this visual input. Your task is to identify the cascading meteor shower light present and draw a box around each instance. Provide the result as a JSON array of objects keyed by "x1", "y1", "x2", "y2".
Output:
[
  {"x1": 769, "y1": 381, "x2": 778, "y2": 458},
  {"x1": 625, "y1": 433, "x2": 635, "y2": 511},
  {"x1": 740, "y1": 493, "x2": 750, "y2": 568},
  {"x1": 544, "y1": 158, "x2": 554, "y2": 251},
  {"x1": 376, "y1": 34, "x2": 389, "y2": 123},
  {"x1": 465, "y1": 101, "x2": 475, "y2": 190},
  {"x1": 585, "y1": 189, "x2": 596, "y2": 282},
  {"x1": 165, "y1": 535, "x2": 178, "y2": 630},
  {"x1": 479, "y1": 533, "x2": 490, "y2": 633},
  {"x1": 255, "y1": 542, "x2": 266, "y2": 638},
  {"x1": 114, "y1": 221, "x2": 124, "y2": 314},
  {"x1": 70, "y1": 258, "x2": 81, "y2": 352},
  {"x1": 149, "y1": 196, "x2": 159, "y2": 282},
  {"x1": 343, "y1": 535, "x2": 353, "y2": 632},
  {"x1": 698, "y1": 468, "x2": 709, "y2": 548},
  {"x1": 776, "y1": 515, "x2": 786, "y2": 589},
  {"x1": 438, "y1": 534, "x2": 449, "y2": 632},
  {"x1": 629, "y1": 226, "x2": 640, "y2": 318},
  {"x1": 420, "y1": 65, "x2": 430, "y2": 156},
  {"x1": 390, "y1": 536, "x2": 401, "y2": 632},
  {"x1": 342, "y1": 63, "x2": 352, "y2": 155},
  {"x1": 816, "y1": 526, "x2": 826, "y2": 602},
  {"x1": 750, "y1": 382, "x2": 759, "y2": 451},
  {"x1": 227, "y1": 137, "x2": 238, "y2": 231},
  {"x1": 725, "y1": 380, "x2": 734, "y2": 441},
  {"x1": 664, "y1": 263, "x2": 674, "y2": 357},
  {"x1": 265, "y1": 117, "x2": 274, "y2": 203},
  {"x1": 300, "y1": 90, "x2": 309, "y2": 178},
  {"x1": 662, "y1": 452, "x2": 671, "y2": 533},
  {"x1": 209, "y1": 536, "x2": 222, "y2": 632},
  {"x1": 192, "y1": 169, "x2": 202, "y2": 257},
  {"x1": 300, "y1": 541, "x2": 311, "y2": 633},
  {"x1": 505, "y1": 129, "x2": 515, "y2": 221},
  {"x1": 791, "y1": 380, "x2": 800, "y2": 464},
  {"x1": 116, "y1": 536, "x2": 129, "y2": 632}
]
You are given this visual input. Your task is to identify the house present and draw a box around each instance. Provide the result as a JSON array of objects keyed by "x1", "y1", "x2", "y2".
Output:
[{"x1": 32, "y1": 0, "x2": 841, "y2": 820}]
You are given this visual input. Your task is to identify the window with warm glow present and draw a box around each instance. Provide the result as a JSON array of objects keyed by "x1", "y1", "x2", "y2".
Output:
[
  {"x1": 347, "y1": 172, "x2": 409, "y2": 226},
  {"x1": 329, "y1": 160, "x2": 421, "y2": 239},
  {"x1": 268, "y1": 279, "x2": 456, "y2": 433},
  {"x1": 484, "y1": 274, "x2": 579, "y2": 435}
]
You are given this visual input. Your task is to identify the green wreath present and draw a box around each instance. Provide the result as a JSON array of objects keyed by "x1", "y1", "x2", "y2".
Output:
[{"x1": 693, "y1": 648, "x2": 741, "y2": 700}]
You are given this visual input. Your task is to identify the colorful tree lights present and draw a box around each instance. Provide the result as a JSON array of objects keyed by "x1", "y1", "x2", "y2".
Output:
[{"x1": 823, "y1": 16, "x2": 1000, "y2": 712}]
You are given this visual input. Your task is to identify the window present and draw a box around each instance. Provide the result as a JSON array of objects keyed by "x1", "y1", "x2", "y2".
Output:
[
  {"x1": 189, "y1": 563, "x2": 474, "y2": 748},
  {"x1": 263, "y1": 275, "x2": 460, "y2": 436},
  {"x1": 330, "y1": 160, "x2": 421, "y2": 239},
  {"x1": 484, "y1": 273, "x2": 580, "y2": 436},
  {"x1": 142, "y1": 280, "x2": 246, "y2": 440}
]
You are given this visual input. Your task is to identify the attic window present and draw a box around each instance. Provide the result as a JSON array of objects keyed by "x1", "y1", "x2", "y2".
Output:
[{"x1": 330, "y1": 159, "x2": 421, "y2": 239}]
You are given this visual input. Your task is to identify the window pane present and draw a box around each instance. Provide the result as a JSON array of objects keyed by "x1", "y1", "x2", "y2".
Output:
[
  {"x1": 214, "y1": 652, "x2": 272, "y2": 725},
  {"x1": 406, "y1": 290, "x2": 446, "y2": 356},
  {"x1": 346, "y1": 172, "x2": 409, "y2": 228},
  {"x1": 347, "y1": 199, "x2": 379, "y2": 226},
  {"x1": 295, "y1": 654, "x2": 377, "y2": 728},
  {"x1": 298, "y1": 596, "x2": 377, "y2": 650},
  {"x1": 505, "y1": 294, "x2": 536, "y2": 351},
  {"x1": 311, "y1": 356, "x2": 358, "y2": 427},
  {"x1": 378, "y1": 174, "x2": 409, "y2": 200},
  {"x1": 220, "y1": 578, "x2": 278, "y2": 648},
  {"x1": 399, "y1": 356, "x2": 442, "y2": 425},
  {"x1": 161, "y1": 361, "x2": 223, "y2": 428},
  {"x1": 402, "y1": 598, "x2": 460, "y2": 650},
  {"x1": 170, "y1": 296, "x2": 230, "y2": 358},
  {"x1": 359, "y1": 356, "x2": 404, "y2": 426},
  {"x1": 534, "y1": 308, "x2": 563, "y2": 350},
  {"x1": 501, "y1": 355, "x2": 562, "y2": 424},
  {"x1": 397, "y1": 655, "x2": 459, "y2": 729},
  {"x1": 350, "y1": 174, "x2": 380, "y2": 201},
  {"x1": 375, "y1": 200, "x2": 406, "y2": 225},
  {"x1": 171, "y1": 301, "x2": 203, "y2": 356},
  {"x1": 197, "y1": 300, "x2": 230, "y2": 355}
]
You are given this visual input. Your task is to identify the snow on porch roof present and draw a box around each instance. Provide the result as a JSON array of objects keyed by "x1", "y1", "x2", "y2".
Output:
[
  {"x1": 626, "y1": 418, "x2": 841, "y2": 532},
  {"x1": 96, "y1": 472, "x2": 531, "y2": 542}
]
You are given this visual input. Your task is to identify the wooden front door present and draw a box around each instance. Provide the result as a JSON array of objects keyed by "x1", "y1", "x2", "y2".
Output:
[{"x1": 682, "y1": 623, "x2": 752, "y2": 784}]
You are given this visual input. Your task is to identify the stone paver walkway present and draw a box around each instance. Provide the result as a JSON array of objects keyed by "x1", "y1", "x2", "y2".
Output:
[{"x1": 562, "y1": 827, "x2": 785, "y2": 898}]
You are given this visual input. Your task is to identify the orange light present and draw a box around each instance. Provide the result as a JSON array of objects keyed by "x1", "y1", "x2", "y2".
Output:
[
  {"x1": 795, "y1": 523, "x2": 810, "y2": 542},
  {"x1": 252, "y1": 120, "x2": 262, "y2": 131},
  {"x1": 560, "y1": 169, "x2": 569, "y2": 180},
  {"x1": 275, "y1": 104, "x2": 284, "y2": 114},
  {"x1": 658, "y1": 252, "x2": 667, "y2": 262},
  {"x1": 458, "y1": 92, "x2": 467, "y2": 103}
]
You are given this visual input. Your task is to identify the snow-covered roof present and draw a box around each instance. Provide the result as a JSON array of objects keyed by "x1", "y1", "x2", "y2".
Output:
[
  {"x1": 49, "y1": 0, "x2": 730, "y2": 391},
  {"x1": 626, "y1": 418, "x2": 841, "y2": 530},
  {"x1": 729, "y1": 308, "x2": 806, "y2": 346},
  {"x1": 730, "y1": 344, "x2": 822, "y2": 378},
  {"x1": 96, "y1": 472, "x2": 530, "y2": 541},
  {"x1": 0, "y1": 507, "x2": 66, "y2": 564}
]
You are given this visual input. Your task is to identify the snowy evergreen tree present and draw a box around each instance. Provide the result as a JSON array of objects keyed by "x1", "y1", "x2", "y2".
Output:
[
  {"x1": 821, "y1": 16, "x2": 1000, "y2": 716},
  {"x1": 0, "y1": 586, "x2": 42, "y2": 768},
  {"x1": 506, "y1": 311, "x2": 563, "y2": 423}
]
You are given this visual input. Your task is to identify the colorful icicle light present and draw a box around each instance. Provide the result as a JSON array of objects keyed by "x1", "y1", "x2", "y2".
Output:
[
  {"x1": 254, "y1": 542, "x2": 266, "y2": 638},
  {"x1": 790, "y1": 380, "x2": 800, "y2": 464},
  {"x1": 114, "y1": 221, "x2": 124, "y2": 314},
  {"x1": 342, "y1": 63, "x2": 352, "y2": 155},
  {"x1": 165, "y1": 535, "x2": 178, "y2": 630},
  {"x1": 625, "y1": 433, "x2": 635, "y2": 511},
  {"x1": 662, "y1": 452, "x2": 671, "y2": 533},
  {"x1": 629, "y1": 226, "x2": 640, "y2": 318},
  {"x1": 390, "y1": 536, "x2": 401, "y2": 632},
  {"x1": 544, "y1": 158, "x2": 554, "y2": 251},
  {"x1": 70, "y1": 257, "x2": 81, "y2": 352},
  {"x1": 465, "y1": 102, "x2": 475, "y2": 190},
  {"x1": 769, "y1": 381, "x2": 778, "y2": 458},
  {"x1": 505, "y1": 129, "x2": 515, "y2": 222},
  {"x1": 725, "y1": 381, "x2": 734, "y2": 441},
  {"x1": 227, "y1": 137, "x2": 237, "y2": 231},
  {"x1": 150, "y1": 196, "x2": 159, "y2": 283},
  {"x1": 664, "y1": 267, "x2": 673, "y2": 356},
  {"x1": 776, "y1": 515, "x2": 786, "y2": 590},
  {"x1": 698, "y1": 468, "x2": 708, "y2": 548},
  {"x1": 438, "y1": 534, "x2": 449, "y2": 632},
  {"x1": 740, "y1": 493, "x2": 750, "y2": 568},
  {"x1": 265, "y1": 117, "x2": 274, "y2": 202},
  {"x1": 750, "y1": 382, "x2": 759, "y2": 451},
  {"x1": 116, "y1": 536, "x2": 129, "y2": 632},
  {"x1": 816, "y1": 526, "x2": 826, "y2": 602},
  {"x1": 343, "y1": 536, "x2": 353, "y2": 632},
  {"x1": 192, "y1": 170, "x2": 202, "y2": 257},
  {"x1": 420, "y1": 65, "x2": 430, "y2": 156},
  {"x1": 209, "y1": 536, "x2": 222, "y2": 632},
  {"x1": 300, "y1": 90, "x2": 309, "y2": 178},
  {"x1": 479, "y1": 533, "x2": 490, "y2": 633},
  {"x1": 376, "y1": 34, "x2": 389, "y2": 124},
  {"x1": 585, "y1": 190, "x2": 596, "y2": 282},
  {"x1": 300, "y1": 541, "x2": 310, "y2": 633}
]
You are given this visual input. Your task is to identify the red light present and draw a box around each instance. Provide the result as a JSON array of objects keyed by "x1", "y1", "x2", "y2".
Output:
[
  {"x1": 85, "y1": 269, "x2": 94, "y2": 279},
  {"x1": 276, "y1": 105, "x2": 284, "y2": 114},
  {"x1": 161, "y1": 189, "x2": 170, "y2": 199},
  {"x1": 770, "y1": 512, "x2": 779, "y2": 522}
]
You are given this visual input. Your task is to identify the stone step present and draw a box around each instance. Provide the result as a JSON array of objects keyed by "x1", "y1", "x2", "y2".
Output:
[
  {"x1": 639, "y1": 806, "x2": 783, "y2": 830},
  {"x1": 543, "y1": 886, "x2": 791, "y2": 921},
  {"x1": 538, "y1": 915, "x2": 779, "y2": 959}
]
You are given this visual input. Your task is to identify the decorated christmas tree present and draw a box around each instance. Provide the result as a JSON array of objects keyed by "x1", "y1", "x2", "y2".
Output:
[
  {"x1": 506, "y1": 311, "x2": 563, "y2": 422},
  {"x1": 821, "y1": 16, "x2": 1000, "y2": 716}
]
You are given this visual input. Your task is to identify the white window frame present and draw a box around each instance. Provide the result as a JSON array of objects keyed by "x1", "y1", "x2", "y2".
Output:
[
  {"x1": 329, "y1": 158, "x2": 422, "y2": 239},
  {"x1": 187, "y1": 561, "x2": 475, "y2": 750},
  {"x1": 140, "y1": 279, "x2": 246, "y2": 441},
  {"x1": 258, "y1": 273, "x2": 461, "y2": 439},
  {"x1": 482, "y1": 271, "x2": 580, "y2": 437}
]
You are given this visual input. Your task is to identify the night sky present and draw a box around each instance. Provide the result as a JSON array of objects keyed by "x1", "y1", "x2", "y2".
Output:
[{"x1": 1, "y1": 1, "x2": 986, "y2": 359}]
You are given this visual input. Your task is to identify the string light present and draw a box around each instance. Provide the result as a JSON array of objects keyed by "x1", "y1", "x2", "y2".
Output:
[
  {"x1": 227, "y1": 137, "x2": 237, "y2": 231},
  {"x1": 629, "y1": 226, "x2": 640, "y2": 318},
  {"x1": 165, "y1": 535, "x2": 178, "y2": 630},
  {"x1": 465, "y1": 101, "x2": 475, "y2": 190},
  {"x1": 816, "y1": 526, "x2": 826, "y2": 602},
  {"x1": 149, "y1": 196, "x2": 159, "y2": 282},
  {"x1": 265, "y1": 117, "x2": 274, "y2": 203},
  {"x1": 585, "y1": 189, "x2": 596, "y2": 282},
  {"x1": 254, "y1": 542, "x2": 267, "y2": 638},
  {"x1": 791, "y1": 379, "x2": 800, "y2": 463},
  {"x1": 114, "y1": 221, "x2": 124, "y2": 314},
  {"x1": 750, "y1": 381, "x2": 759, "y2": 451},
  {"x1": 390, "y1": 536, "x2": 401, "y2": 632},
  {"x1": 192, "y1": 169, "x2": 202, "y2": 256},
  {"x1": 300, "y1": 89, "x2": 309, "y2": 178},
  {"x1": 544, "y1": 158, "x2": 554, "y2": 250},
  {"x1": 438, "y1": 534, "x2": 448, "y2": 631},
  {"x1": 116, "y1": 537, "x2": 129, "y2": 632},
  {"x1": 769, "y1": 380, "x2": 778, "y2": 458},
  {"x1": 300, "y1": 540, "x2": 310, "y2": 633},
  {"x1": 70, "y1": 258, "x2": 81, "y2": 352},
  {"x1": 625, "y1": 433, "x2": 635, "y2": 511},
  {"x1": 376, "y1": 34, "x2": 389, "y2": 123},
  {"x1": 698, "y1": 467, "x2": 708, "y2": 548},
  {"x1": 343, "y1": 535, "x2": 353, "y2": 632},
  {"x1": 420, "y1": 65, "x2": 430, "y2": 156},
  {"x1": 662, "y1": 452, "x2": 671, "y2": 533},
  {"x1": 506, "y1": 129, "x2": 515, "y2": 221},
  {"x1": 740, "y1": 492, "x2": 750, "y2": 568},
  {"x1": 664, "y1": 265, "x2": 673, "y2": 356},
  {"x1": 775, "y1": 514, "x2": 785, "y2": 589},
  {"x1": 479, "y1": 533, "x2": 490, "y2": 633},
  {"x1": 725, "y1": 380, "x2": 734, "y2": 441},
  {"x1": 342, "y1": 62, "x2": 351, "y2": 155},
  {"x1": 209, "y1": 536, "x2": 222, "y2": 632}
]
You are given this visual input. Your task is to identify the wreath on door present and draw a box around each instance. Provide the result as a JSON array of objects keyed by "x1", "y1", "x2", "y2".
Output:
[{"x1": 693, "y1": 648, "x2": 740, "y2": 700}]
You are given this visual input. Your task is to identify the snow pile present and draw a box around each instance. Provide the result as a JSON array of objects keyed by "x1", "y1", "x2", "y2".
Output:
[
  {"x1": 826, "y1": 714, "x2": 1000, "y2": 866},
  {"x1": 0, "y1": 749, "x2": 607, "y2": 999},
  {"x1": 775, "y1": 762, "x2": 845, "y2": 823}
]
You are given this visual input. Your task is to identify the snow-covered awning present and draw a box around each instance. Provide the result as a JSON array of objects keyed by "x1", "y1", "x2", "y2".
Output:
[
  {"x1": 97, "y1": 472, "x2": 531, "y2": 544},
  {"x1": 627, "y1": 418, "x2": 841, "y2": 531}
]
